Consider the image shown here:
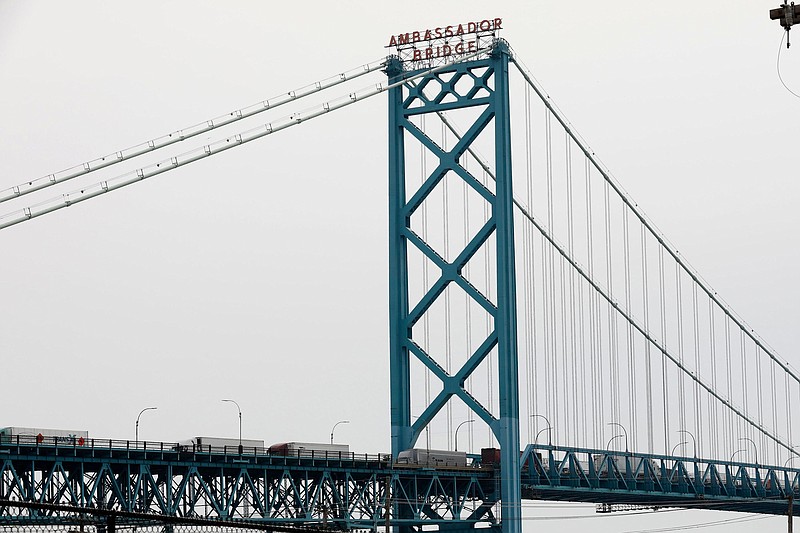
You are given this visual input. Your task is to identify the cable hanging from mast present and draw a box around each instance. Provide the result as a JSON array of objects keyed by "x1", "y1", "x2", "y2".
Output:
[
  {"x1": 428, "y1": 54, "x2": 798, "y2": 455},
  {"x1": 0, "y1": 50, "x2": 487, "y2": 232},
  {"x1": 508, "y1": 54, "x2": 800, "y2": 397},
  {"x1": 0, "y1": 59, "x2": 388, "y2": 206}
]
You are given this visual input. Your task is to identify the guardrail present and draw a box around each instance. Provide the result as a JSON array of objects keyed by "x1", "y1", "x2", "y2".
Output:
[
  {"x1": 0, "y1": 434, "x2": 392, "y2": 462},
  {"x1": 521, "y1": 443, "x2": 800, "y2": 499}
]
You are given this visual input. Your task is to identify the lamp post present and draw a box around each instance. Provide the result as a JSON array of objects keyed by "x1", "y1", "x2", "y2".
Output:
[
  {"x1": 530, "y1": 414, "x2": 553, "y2": 445},
  {"x1": 677, "y1": 429, "x2": 697, "y2": 458},
  {"x1": 454, "y1": 420, "x2": 475, "y2": 452},
  {"x1": 535, "y1": 426, "x2": 554, "y2": 446},
  {"x1": 607, "y1": 422, "x2": 628, "y2": 452},
  {"x1": 221, "y1": 399, "x2": 242, "y2": 454},
  {"x1": 739, "y1": 437, "x2": 758, "y2": 465},
  {"x1": 135, "y1": 407, "x2": 157, "y2": 444},
  {"x1": 330, "y1": 420, "x2": 350, "y2": 445},
  {"x1": 671, "y1": 441, "x2": 688, "y2": 457},
  {"x1": 730, "y1": 448, "x2": 747, "y2": 463}
]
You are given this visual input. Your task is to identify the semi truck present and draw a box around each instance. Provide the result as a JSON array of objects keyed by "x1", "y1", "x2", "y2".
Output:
[
  {"x1": 0, "y1": 427, "x2": 89, "y2": 445},
  {"x1": 396, "y1": 448, "x2": 468, "y2": 467},
  {"x1": 268, "y1": 442, "x2": 350, "y2": 457}
]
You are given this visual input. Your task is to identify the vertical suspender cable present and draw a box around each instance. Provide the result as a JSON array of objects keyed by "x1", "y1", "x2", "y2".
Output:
[
  {"x1": 787, "y1": 370, "x2": 794, "y2": 454},
  {"x1": 641, "y1": 224, "x2": 654, "y2": 453},
  {"x1": 756, "y1": 345, "x2": 765, "y2": 460},
  {"x1": 691, "y1": 283, "x2": 702, "y2": 456},
  {"x1": 484, "y1": 167, "x2": 494, "y2": 447},
  {"x1": 676, "y1": 263, "x2": 687, "y2": 434},
  {"x1": 708, "y1": 302, "x2": 718, "y2": 456},
  {"x1": 623, "y1": 207, "x2": 635, "y2": 450},
  {"x1": 603, "y1": 180, "x2": 619, "y2": 428},
  {"x1": 420, "y1": 114, "x2": 432, "y2": 446},
  {"x1": 565, "y1": 134, "x2": 579, "y2": 446},
  {"x1": 725, "y1": 317, "x2": 734, "y2": 457},
  {"x1": 523, "y1": 83, "x2": 536, "y2": 444},
  {"x1": 771, "y1": 357, "x2": 778, "y2": 463},
  {"x1": 442, "y1": 121, "x2": 453, "y2": 446},
  {"x1": 559, "y1": 254, "x2": 569, "y2": 444},
  {"x1": 544, "y1": 108, "x2": 554, "y2": 437},
  {"x1": 585, "y1": 158, "x2": 600, "y2": 447},
  {"x1": 659, "y1": 247, "x2": 669, "y2": 453},
  {"x1": 463, "y1": 155, "x2": 475, "y2": 453},
  {"x1": 740, "y1": 330, "x2": 748, "y2": 442}
]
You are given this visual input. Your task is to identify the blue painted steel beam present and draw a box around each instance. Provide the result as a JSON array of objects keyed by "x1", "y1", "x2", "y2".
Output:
[
  {"x1": 520, "y1": 444, "x2": 800, "y2": 515},
  {"x1": 488, "y1": 41, "x2": 521, "y2": 533},
  {"x1": 387, "y1": 40, "x2": 521, "y2": 533},
  {"x1": 0, "y1": 440, "x2": 497, "y2": 528},
  {"x1": 2, "y1": 440, "x2": 800, "y2": 526}
]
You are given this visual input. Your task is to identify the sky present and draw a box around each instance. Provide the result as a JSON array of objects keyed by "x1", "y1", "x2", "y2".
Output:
[{"x1": 0, "y1": 1, "x2": 798, "y2": 532}]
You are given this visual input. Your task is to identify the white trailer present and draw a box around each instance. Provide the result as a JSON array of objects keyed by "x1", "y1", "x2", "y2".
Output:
[
  {"x1": 0, "y1": 427, "x2": 89, "y2": 445},
  {"x1": 397, "y1": 448, "x2": 468, "y2": 467},
  {"x1": 268, "y1": 442, "x2": 350, "y2": 456}
]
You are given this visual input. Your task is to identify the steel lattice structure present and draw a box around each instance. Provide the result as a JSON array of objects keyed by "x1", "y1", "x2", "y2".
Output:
[
  {"x1": 0, "y1": 441, "x2": 497, "y2": 530},
  {"x1": 387, "y1": 39, "x2": 521, "y2": 533}
]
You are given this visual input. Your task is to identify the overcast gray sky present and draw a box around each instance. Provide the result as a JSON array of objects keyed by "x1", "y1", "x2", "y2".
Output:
[{"x1": 1, "y1": 1, "x2": 798, "y2": 531}]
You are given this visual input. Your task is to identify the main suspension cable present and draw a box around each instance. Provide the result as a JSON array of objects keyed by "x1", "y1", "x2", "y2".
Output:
[
  {"x1": 0, "y1": 50, "x2": 487, "y2": 232},
  {"x1": 0, "y1": 59, "x2": 388, "y2": 205},
  {"x1": 509, "y1": 56, "x2": 800, "y2": 395},
  {"x1": 427, "y1": 81, "x2": 796, "y2": 455}
]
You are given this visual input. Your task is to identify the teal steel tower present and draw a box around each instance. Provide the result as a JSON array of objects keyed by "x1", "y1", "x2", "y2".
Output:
[{"x1": 387, "y1": 40, "x2": 521, "y2": 533}]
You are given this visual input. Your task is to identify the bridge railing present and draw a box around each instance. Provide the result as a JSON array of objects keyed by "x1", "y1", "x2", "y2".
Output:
[
  {"x1": 0, "y1": 434, "x2": 392, "y2": 462},
  {"x1": 521, "y1": 443, "x2": 800, "y2": 500}
]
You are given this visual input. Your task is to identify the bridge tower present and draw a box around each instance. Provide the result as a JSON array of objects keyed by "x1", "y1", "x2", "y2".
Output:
[{"x1": 387, "y1": 40, "x2": 521, "y2": 533}]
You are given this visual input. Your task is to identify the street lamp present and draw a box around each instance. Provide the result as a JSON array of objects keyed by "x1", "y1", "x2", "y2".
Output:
[
  {"x1": 677, "y1": 429, "x2": 697, "y2": 458},
  {"x1": 454, "y1": 420, "x2": 475, "y2": 452},
  {"x1": 221, "y1": 399, "x2": 242, "y2": 453},
  {"x1": 330, "y1": 420, "x2": 350, "y2": 445},
  {"x1": 730, "y1": 449, "x2": 747, "y2": 463},
  {"x1": 607, "y1": 422, "x2": 628, "y2": 452},
  {"x1": 535, "y1": 426, "x2": 554, "y2": 446},
  {"x1": 530, "y1": 414, "x2": 553, "y2": 445},
  {"x1": 739, "y1": 437, "x2": 758, "y2": 465},
  {"x1": 671, "y1": 441, "x2": 688, "y2": 457},
  {"x1": 135, "y1": 407, "x2": 157, "y2": 444}
]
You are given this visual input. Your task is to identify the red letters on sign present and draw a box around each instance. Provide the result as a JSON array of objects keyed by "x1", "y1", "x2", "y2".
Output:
[{"x1": 388, "y1": 18, "x2": 503, "y2": 60}]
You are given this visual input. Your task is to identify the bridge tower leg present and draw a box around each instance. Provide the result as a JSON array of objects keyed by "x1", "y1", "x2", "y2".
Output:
[{"x1": 387, "y1": 40, "x2": 521, "y2": 533}]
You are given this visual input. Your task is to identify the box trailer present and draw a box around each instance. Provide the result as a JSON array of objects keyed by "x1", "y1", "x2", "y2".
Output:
[
  {"x1": 0, "y1": 427, "x2": 89, "y2": 445},
  {"x1": 268, "y1": 442, "x2": 350, "y2": 457},
  {"x1": 397, "y1": 448, "x2": 468, "y2": 467}
]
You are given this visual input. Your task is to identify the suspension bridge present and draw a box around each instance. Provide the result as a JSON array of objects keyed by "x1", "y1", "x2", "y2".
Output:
[{"x1": 1, "y1": 26, "x2": 798, "y2": 533}]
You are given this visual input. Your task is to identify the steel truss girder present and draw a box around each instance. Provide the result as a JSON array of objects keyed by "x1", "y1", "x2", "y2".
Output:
[
  {"x1": 388, "y1": 40, "x2": 520, "y2": 533},
  {"x1": 521, "y1": 444, "x2": 800, "y2": 515},
  {"x1": 0, "y1": 446, "x2": 497, "y2": 529}
]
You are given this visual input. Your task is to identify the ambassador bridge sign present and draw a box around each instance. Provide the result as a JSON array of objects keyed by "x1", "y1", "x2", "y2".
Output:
[{"x1": 387, "y1": 18, "x2": 502, "y2": 67}]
